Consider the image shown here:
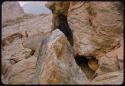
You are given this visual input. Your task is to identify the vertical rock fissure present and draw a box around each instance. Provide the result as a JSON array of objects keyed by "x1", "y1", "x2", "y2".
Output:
[
  {"x1": 56, "y1": 14, "x2": 74, "y2": 46},
  {"x1": 45, "y1": 2, "x2": 73, "y2": 46}
]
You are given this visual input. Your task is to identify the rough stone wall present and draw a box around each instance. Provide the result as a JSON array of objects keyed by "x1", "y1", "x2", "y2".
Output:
[
  {"x1": 2, "y1": 1, "x2": 123, "y2": 85},
  {"x1": 2, "y1": 1, "x2": 24, "y2": 23},
  {"x1": 68, "y1": 1, "x2": 123, "y2": 59}
]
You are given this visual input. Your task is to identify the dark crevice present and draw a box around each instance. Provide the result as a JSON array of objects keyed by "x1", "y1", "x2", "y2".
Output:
[
  {"x1": 56, "y1": 14, "x2": 74, "y2": 46},
  {"x1": 74, "y1": 55, "x2": 89, "y2": 65},
  {"x1": 74, "y1": 55, "x2": 95, "y2": 65},
  {"x1": 74, "y1": 55, "x2": 96, "y2": 80},
  {"x1": 30, "y1": 50, "x2": 35, "y2": 56}
]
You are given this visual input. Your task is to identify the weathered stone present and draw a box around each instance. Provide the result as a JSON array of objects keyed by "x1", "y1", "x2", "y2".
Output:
[
  {"x1": 2, "y1": 14, "x2": 52, "y2": 39},
  {"x1": 7, "y1": 56, "x2": 37, "y2": 84},
  {"x1": 46, "y1": 2, "x2": 70, "y2": 30},
  {"x1": 68, "y1": 2, "x2": 123, "y2": 58},
  {"x1": 2, "y1": 1, "x2": 24, "y2": 23},
  {"x1": 2, "y1": 38, "x2": 32, "y2": 61},
  {"x1": 2, "y1": 1, "x2": 123, "y2": 85},
  {"x1": 2, "y1": 8, "x2": 52, "y2": 84},
  {"x1": 88, "y1": 58, "x2": 99, "y2": 71},
  {"x1": 96, "y1": 51, "x2": 120, "y2": 75},
  {"x1": 32, "y1": 29, "x2": 89, "y2": 84},
  {"x1": 1, "y1": 58, "x2": 13, "y2": 84},
  {"x1": 91, "y1": 71, "x2": 123, "y2": 85},
  {"x1": 22, "y1": 32, "x2": 50, "y2": 50},
  {"x1": 2, "y1": 33, "x2": 23, "y2": 47},
  {"x1": 113, "y1": 40, "x2": 123, "y2": 70}
]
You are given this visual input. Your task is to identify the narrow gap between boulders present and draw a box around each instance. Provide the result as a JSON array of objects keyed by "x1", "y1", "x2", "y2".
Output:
[
  {"x1": 57, "y1": 14, "x2": 73, "y2": 46},
  {"x1": 74, "y1": 55, "x2": 97, "y2": 81},
  {"x1": 55, "y1": 12, "x2": 98, "y2": 81}
]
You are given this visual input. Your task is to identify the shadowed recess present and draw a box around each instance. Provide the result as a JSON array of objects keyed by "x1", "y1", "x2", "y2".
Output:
[
  {"x1": 57, "y1": 14, "x2": 74, "y2": 46},
  {"x1": 74, "y1": 55, "x2": 96, "y2": 80},
  {"x1": 74, "y1": 55, "x2": 89, "y2": 65}
]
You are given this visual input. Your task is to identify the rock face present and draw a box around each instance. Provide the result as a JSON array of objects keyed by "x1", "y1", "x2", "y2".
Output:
[
  {"x1": 96, "y1": 51, "x2": 120, "y2": 75},
  {"x1": 91, "y1": 71, "x2": 123, "y2": 85},
  {"x1": 68, "y1": 2, "x2": 123, "y2": 59},
  {"x1": 2, "y1": 2, "x2": 24, "y2": 23},
  {"x1": 2, "y1": 55, "x2": 37, "y2": 84},
  {"x1": 32, "y1": 29, "x2": 88, "y2": 84},
  {"x1": 2, "y1": 58, "x2": 12, "y2": 84},
  {"x1": 46, "y1": 2, "x2": 73, "y2": 46},
  {"x1": 2, "y1": 11, "x2": 52, "y2": 84},
  {"x1": 22, "y1": 32, "x2": 50, "y2": 50},
  {"x1": 8, "y1": 56, "x2": 37, "y2": 84},
  {"x1": 2, "y1": 14, "x2": 52, "y2": 40},
  {"x1": 46, "y1": 2, "x2": 70, "y2": 30},
  {"x1": 2, "y1": 1, "x2": 123, "y2": 85}
]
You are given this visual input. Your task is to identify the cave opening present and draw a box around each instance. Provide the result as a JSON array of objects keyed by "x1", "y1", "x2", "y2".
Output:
[
  {"x1": 74, "y1": 55, "x2": 97, "y2": 80},
  {"x1": 56, "y1": 14, "x2": 73, "y2": 46},
  {"x1": 74, "y1": 55, "x2": 89, "y2": 65}
]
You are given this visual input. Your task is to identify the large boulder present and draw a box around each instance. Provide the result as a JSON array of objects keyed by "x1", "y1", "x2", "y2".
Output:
[
  {"x1": 68, "y1": 2, "x2": 123, "y2": 58},
  {"x1": 32, "y1": 29, "x2": 89, "y2": 84}
]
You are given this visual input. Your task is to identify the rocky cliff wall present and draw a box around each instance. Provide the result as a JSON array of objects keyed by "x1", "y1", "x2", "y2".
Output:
[
  {"x1": 2, "y1": 1, "x2": 123, "y2": 85},
  {"x1": 2, "y1": 1, "x2": 24, "y2": 23}
]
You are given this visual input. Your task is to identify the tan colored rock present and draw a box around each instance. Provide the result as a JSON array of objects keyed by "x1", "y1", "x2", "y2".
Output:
[
  {"x1": 2, "y1": 1, "x2": 24, "y2": 23},
  {"x1": 88, "y1": 58, "x2": 99, "y2": 71},
  {"x1": 2, "y1": 1, "x2": 123, "y2": 85},
  {"x1": 91, "y1": 71, "x2": 123, "y2": 85},
  {"x1": 7, "y1": 56, "x2": 37, "y2": 84},
  {"x1": 2, "y1": 59, "x2": 12, "y2": 79},
  {"x1": 96, "y1": 51, "x2": 120, "y2": 75},
  {"x1": 1, "y1": 57, "x2": 14, "y2": 84},
  {"x1": 2, "y1": 32, "x2": 23, "y2": 47},
  {"x1": 32, "y1": 29, "x2": 89, "y2": 84},
  {"x1": 2, "y1": 38, "x2": 32, "y2": 61},
  {"x1": 46, "y1": 2, "x2": 70, "y2": 30},
  {"x1": 2, "y1": 14, "x2": 52, "y2": 39},
  {"x1": 113, "y1": 40, "x2": 123, "y2": 70},
  {"x1": 22, "y1": 32, "x2": 50, "y2": 50},
  {"x1": 46, "y1": 2, "x2": 70, "y2": 16},
  {"x1": 2, "y1": 12, "x2": 52, "y2": 84},
  {"x1": 68, "y1": 2, "x2": 123, "y2": 58}
]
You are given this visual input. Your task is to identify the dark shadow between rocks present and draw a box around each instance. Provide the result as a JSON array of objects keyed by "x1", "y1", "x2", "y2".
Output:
[
  {"x1": 57, "y1": 14, "x2": 73, "y2": 46},
  {"x1": 74, "y1": 55, "x2": 96, "y2": 81}
]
